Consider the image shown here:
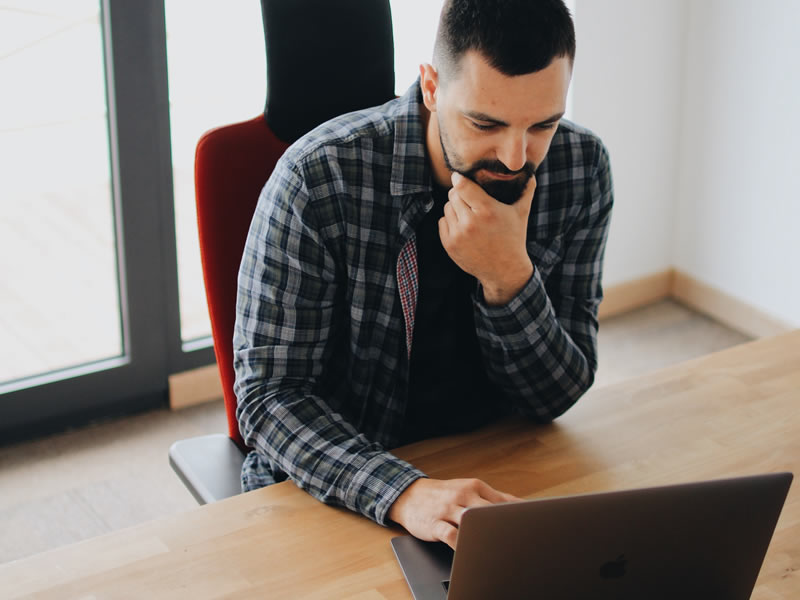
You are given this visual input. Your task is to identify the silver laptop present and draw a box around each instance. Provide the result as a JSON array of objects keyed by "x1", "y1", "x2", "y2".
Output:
[{"x1": 391, "y1": 472, "x2": 792, "y2": 600}]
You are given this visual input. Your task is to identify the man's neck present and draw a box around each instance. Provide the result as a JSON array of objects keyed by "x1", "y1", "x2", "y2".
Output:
[{"x1": 420, "y1": 104, "x2": 452, "y2": 189}]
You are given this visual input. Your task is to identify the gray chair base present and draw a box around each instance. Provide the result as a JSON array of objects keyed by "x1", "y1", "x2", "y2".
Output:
[{"x1": 169, "y1": 433, "x2": 246, "y2": 505}]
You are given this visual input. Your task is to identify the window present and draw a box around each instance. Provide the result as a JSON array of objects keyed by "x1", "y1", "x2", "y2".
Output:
[
  {"x1": 0, "y1": 2, "x2": 122, "y2": 386},
  {"x1": 390, "y1": 0, "x2": 444, "y2": 95},
  {"x1": 164, "y1": 0, "x2": 266, "y2": 345}
]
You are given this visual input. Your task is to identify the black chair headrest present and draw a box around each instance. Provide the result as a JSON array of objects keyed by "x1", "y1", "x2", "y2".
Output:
[{"x1": 261, "y1": 0, "x2": 396, "y2": 143}]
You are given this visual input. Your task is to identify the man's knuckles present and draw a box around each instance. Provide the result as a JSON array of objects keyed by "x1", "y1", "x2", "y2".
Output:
[{"x1": 463, "y1": 477, "x2": 487, "y2": 491}]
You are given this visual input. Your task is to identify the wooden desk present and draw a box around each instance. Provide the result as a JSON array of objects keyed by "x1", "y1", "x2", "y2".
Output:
[{"x1": 2, "y1": 331, "x2": 799, "y2": 599}]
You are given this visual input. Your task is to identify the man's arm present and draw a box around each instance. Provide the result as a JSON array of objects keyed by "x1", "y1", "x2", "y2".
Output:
[
  {"x1": 438, "y1": 141, "x2": 613, "y2": 421},
  {"x1": 472, "y1": 142, "x2": 613, "y2": 420},
  {"x1": 233, "y1": 157, "x2": 424, "y2": 525},
  {"x1": 389, "y1": 145, "x2": 612, "y2": 547}
]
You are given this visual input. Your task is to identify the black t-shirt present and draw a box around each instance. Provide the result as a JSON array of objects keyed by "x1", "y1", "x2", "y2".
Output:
[{"x1": 401, "y1": 184, "x2": 507, "y2": 444}]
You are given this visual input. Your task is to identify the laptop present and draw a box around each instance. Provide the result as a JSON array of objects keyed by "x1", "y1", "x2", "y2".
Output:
[{"x1": 391, "y1": 472, "x2": 792, "y2": 600}]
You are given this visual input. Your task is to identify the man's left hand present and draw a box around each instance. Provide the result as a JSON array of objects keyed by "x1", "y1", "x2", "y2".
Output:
[{"x1": 439, "y1": 172, "x2": 535, "y2": 306}]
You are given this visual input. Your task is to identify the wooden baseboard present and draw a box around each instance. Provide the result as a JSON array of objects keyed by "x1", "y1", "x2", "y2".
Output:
[
  {"x1": 599, "y1": 269, "x2": 674, "y2": 320},
  {"x1": 600, "y1": 268, "x2": 793, "y2": 339},
  {"x1": 671, "y1": 271, "x2": 793, "y2": 339},
  {"x1": 168, "y1": 364, "x2": 223, "y2": 410}
]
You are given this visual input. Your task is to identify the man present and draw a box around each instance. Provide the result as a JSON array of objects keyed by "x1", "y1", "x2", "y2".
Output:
[{"x1": 234, "y1": 0, "x2": 612, "y2": 550}]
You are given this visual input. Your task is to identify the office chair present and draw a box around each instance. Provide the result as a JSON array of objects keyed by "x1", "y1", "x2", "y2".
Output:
[{"x1": 169, "y1": 0, "x2": 396, "y2": 504}]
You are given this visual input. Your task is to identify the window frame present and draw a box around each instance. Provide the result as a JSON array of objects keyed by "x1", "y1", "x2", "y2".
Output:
[{"x1": 0, "y1": 0, "x2": 214, "y2": 444}]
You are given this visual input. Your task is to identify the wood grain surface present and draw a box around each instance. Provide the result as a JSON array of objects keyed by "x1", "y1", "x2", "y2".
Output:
[{"x1": 2, "y1": 331, "x2": 798, "y2": 599}]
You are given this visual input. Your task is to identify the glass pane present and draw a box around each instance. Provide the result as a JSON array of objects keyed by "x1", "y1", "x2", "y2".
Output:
[
  {"x1": 164, "y1": 0, "x2": 266, "y2": 344},
  {"x1": 391, "y1": 0, "x2": 445, "y2": 95},
  {"x1": 0, "y1": 1, "x2": 122, "y2": 385}
]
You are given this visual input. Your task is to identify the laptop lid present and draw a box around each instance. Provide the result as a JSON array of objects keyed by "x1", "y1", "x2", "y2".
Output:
[{"x1": 391, "y1": 472, "x2": 792, "y2": 600}]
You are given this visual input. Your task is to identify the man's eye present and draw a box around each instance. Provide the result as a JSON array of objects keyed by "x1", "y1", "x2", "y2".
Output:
[
  {"x1": 471, "y1": 121, "x2": 496, "y2": 131},
  {"x1": 536, "y1": 122, "x2": 558, "y2": 131}
]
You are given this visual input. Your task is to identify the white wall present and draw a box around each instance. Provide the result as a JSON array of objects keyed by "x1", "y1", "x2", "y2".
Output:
[
  {"x1": 572, "y1": 0, "x2": 688, "y2": 287},
  {"x1": 674, "y1": 0, "x2": 800, "y2": 327},
  {"x1": 390, "y1": 0, "x2": 444, "y2": 95},
  {"x1": 573, "y1": 0, "x2": 799, "y2": 328}
]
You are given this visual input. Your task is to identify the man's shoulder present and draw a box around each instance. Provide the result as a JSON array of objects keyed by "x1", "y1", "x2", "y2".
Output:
[
  {"x1": 281, "y1": 98, "x2": 401, "y2": 171},
  {"x1": 547, "y1": 119, "x2": 610, "y2": 174},
  {"x1": 535, "y1": 119, "x2": 613, "y2": 226},
  {"x1": 552, "y1": 119, "x2": 608, "y2": 156}
]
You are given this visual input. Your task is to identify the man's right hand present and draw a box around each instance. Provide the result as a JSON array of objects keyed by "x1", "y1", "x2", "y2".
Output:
[{"x1": 388, "y1": 478, "x2": 522, "y2": 549}]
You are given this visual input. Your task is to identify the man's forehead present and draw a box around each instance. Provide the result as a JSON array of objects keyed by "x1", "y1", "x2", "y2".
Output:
[{"x1": 443, "y1": 51, "x2": 571, "y2": 124}]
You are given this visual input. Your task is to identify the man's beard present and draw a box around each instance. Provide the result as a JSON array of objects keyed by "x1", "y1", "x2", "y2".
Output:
[{"x1": 439, "y1": 129, "x2": 536, "y2": 205}]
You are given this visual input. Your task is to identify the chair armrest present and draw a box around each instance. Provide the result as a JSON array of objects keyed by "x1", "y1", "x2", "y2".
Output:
[{"x1": 169, "y1": 433, "x2": 246, "y2": 505}]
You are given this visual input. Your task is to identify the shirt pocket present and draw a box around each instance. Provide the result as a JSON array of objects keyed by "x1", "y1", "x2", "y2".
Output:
[{"x1": 526, "y1": 236, "x2": 562, "y2": 281}]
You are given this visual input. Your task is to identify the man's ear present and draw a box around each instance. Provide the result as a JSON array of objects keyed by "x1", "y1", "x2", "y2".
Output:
[{"x1": 419, "y1": 63, "x2": 439, "y2": 113}]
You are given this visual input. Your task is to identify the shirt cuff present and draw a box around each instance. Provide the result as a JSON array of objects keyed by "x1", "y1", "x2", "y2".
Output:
[
  {"x1": 474, "y1": 267, "x2": 550, "y2": 332},
  {"x1": 342, "y1": 451, "x2": 426, "y2": 526}
]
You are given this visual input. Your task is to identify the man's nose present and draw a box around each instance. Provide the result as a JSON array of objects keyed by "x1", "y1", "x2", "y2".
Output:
[{"x1": 497, "y1": 132, "x2": 528, "y2": 173}]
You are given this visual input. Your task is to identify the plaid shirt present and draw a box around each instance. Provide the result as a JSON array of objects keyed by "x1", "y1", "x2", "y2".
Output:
[{"x1": 233, "y1": 81, "x2": 613, "y2": 526}]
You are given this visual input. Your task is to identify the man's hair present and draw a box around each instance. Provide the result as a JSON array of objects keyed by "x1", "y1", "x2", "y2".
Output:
[{"x1": 433, "y1": 0, "x2": 575, "y2": 80}]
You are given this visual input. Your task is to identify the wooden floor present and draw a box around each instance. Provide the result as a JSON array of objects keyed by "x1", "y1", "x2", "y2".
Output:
[{"x1": 0, "y1": 299, "x2": 752, "y2": 565}]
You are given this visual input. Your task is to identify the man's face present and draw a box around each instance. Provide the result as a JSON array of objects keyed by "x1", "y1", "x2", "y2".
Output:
[{"x1": 429, "y1": 51, "x2": 572, "y2": 204}]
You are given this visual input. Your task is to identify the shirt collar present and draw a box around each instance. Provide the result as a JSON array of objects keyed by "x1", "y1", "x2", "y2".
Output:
[{"x1": 389, "y1": 79, "x2": 434, "y2": 197}]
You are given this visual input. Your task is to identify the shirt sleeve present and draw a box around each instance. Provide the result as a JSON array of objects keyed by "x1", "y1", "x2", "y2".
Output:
[
  {"x1": 233, "y1": 157, "x2": 424, "y2": 526},
  {"x1": 473, "y1": 141, "x2": 614, "y2": 421}
]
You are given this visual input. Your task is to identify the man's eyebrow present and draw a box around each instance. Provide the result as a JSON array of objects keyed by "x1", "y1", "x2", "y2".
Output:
[
  {"x1": 464, "y1": 111, "x2": 509, "y2": 126},
  {"x1": 464, "y1": 110, "x2": 565, "y2": 127},
  {"x1": 535, "y1": 112, "x2": 565, "y2": 126}
]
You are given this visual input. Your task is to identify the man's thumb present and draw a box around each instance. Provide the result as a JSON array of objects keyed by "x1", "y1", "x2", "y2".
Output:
[{"x1": 517, "y1": 174, "x2": 537, "y2": 215}]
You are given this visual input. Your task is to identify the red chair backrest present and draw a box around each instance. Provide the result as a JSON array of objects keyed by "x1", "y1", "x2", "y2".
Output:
[
  {"x1": 194, "y1": 0, "x2": 396, "y2": 449},
  {"x1": 194, "y1": 116, "x2": 289, "y2": 448}
]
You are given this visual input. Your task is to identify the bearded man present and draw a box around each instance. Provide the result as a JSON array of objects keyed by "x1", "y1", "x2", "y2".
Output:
[{"x1": 234, "y1": 0, "x2": 613, "y2": 549}]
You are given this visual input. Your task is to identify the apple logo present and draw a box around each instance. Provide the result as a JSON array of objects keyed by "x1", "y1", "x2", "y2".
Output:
[{"x1": 599, "y1": 554, "x2": 628, "y2": 579}]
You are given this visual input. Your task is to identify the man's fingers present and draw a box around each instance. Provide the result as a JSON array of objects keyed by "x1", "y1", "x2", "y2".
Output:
[
  {"x1": 516, "y1": 173, "x2": 538, "y2": 216},
  {"x1": 475, "y1": 480, "x2": 523, "y2": 504},
  {"x1": 434, "y1": 520, "x2": 459, "y2": 550},
  {"x1": 475, "y1": 480, "x2": 512, "y2": 504},
  {"x1": 453, "y1": 497, "x2": 492, "y2": 523},
  {"x1": 441, "y1": 494, "x2": 511, "y2": 550},
  {"x1": 451, "y1": 187, "x2": 479, "y2": 215},
  {"x1": 389, "y1": 478, "x2": 522, "y2": 552},
  {"x1": 443, "y1": 196, "x2": 457, "y2": 223},
  {"x1": 471, "y1": 496, "x2": 495, "y2": 508},
  {"x1": 523, "y1": 171, "x2": 538, "y2": 196},
  {"x1": 451, "y1": 172, "x2": 489, "y2": 211},
  {"x1": 443, "y1": 194, "x2": 472, "y2": 225},
  {"x1": 438, "y1": 217, "x2": 450, "y2": 245}
]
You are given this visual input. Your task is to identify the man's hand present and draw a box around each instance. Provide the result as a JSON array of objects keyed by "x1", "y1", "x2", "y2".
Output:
[
  {"x1": 388, "y1": 478, "x2": 522, "y2": 550},
  {"x1": 439, "y1": 172, "x2": 536, "y2": 306}
]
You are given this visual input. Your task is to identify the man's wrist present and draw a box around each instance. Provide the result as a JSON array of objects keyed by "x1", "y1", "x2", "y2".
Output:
[
  {"x1": 480, "y1": 262, "x2": 534, "y2": 306},
  {"x1": 387, "y1": 477, "x2": 423, "y2": 526}
]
